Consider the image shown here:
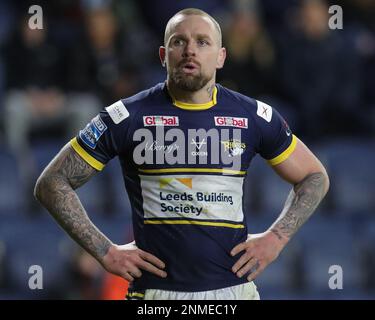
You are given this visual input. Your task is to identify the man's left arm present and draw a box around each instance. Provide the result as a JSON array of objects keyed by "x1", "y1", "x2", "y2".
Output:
[{"x1": 231, "y1": 137, "x2": 330, "y2": 281}]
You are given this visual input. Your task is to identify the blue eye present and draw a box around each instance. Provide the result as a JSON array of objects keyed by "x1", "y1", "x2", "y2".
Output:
[
  {"x1": 198, "y1": 40, "x2": 209, "y2": 47},
  {"x1": 197, "y1": 39, "x2": 209, "y2": 46}
]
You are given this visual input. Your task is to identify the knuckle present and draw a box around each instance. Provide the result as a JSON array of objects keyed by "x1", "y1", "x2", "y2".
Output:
[
  {"x1": 124, "y1": 274, "x2": 133, "y2": 282},
  {"x1": 243, "y1": 251, "x2": 251, "y2": 259},
  {"x1": 135, "y1": 272, "x2": 142, "y2": 278},
  {"x1": 243, "y1": 253, "x2": 250, "y2": 260},
  {"x1": 245, "y1": 246, "x2": 254, "y2": 253},
  {"x1": 133, "y1": 254, "x2": 145, "y2": 263}
]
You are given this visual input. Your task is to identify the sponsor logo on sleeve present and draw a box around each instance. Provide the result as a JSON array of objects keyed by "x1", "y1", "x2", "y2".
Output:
[
  {"x1": 79, "y1": 115, "x2": 107, "y2": 149},
  {"x1": 143, "y1": 115, "x2": 179, "y2": 126},
  {"x1": 283, "y1": 120, "x2": 292, "y2": 136},
  {"x1": 105, "y1": 100, "x2": 129, "y2": 124},
  {"x1": 256, "y1": 101, "x2": 273, "y2": 122},
  {"x1": 214, "y1": 116, "x2": 248, "y2": 128}
]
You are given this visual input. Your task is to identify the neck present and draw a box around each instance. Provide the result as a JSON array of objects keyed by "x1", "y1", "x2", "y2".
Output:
[{"x1": 167, "y1": 79, "x2": 216, "y2": 104}]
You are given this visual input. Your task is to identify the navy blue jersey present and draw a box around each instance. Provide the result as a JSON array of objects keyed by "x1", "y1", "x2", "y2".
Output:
[{"x1": 71, "y1": 82, "x2": 297, "y2": 292}]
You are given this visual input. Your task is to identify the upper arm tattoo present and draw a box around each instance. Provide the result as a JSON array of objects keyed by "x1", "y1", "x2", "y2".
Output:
[
  {"x1": 47, "y1": 144, "x2": 97, "y2": 189},
  {"x1": 270, "y1": 172, "x2": 328, "y2": 241}
]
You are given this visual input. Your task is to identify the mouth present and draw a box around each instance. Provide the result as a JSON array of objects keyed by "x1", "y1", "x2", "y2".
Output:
[{"x1": 180, "y1": 61, "x2": 199, "y2": 74}]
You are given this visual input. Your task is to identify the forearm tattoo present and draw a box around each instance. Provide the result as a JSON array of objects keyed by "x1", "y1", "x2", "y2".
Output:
[
  {"x1": 271, "y1": 172, "x2": 327, "y2": 241},
  {"x1": 34, "y1": 144, "x2": 112, "y2": 262}
]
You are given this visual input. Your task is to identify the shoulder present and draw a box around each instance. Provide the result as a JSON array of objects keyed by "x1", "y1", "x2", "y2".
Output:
[
  {"x1": 122, "y1": 82, "x2": 166, "y2": 107},
  {"x1": 217, "y1": 84, "x2": 274, "y2": 123},
  {"x1": 101, "y1": 83, "x2": 166, "y2": 126},
  {"x1": 218, "y1": 84, "x2": 257, "y2": 108}
]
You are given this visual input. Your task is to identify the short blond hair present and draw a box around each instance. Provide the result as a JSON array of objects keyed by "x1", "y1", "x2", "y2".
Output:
[{"x1": 164, "y1": 8, "x2": 222, "y2": 47}]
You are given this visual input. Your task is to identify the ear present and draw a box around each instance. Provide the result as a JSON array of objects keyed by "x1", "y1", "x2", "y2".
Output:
[
  {"x1": 216, "y1": 47, "x2": 226, "y2": 69},
  {"x1": 159, "y1": 46, "x2": 166, "y2": 67}
]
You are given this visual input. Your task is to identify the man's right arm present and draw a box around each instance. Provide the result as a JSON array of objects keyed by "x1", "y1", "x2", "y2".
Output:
[
  {"x1": 34, "y1": 143, "x2": 167, "y2": 281},
  {"x1": 34, "y1": 143, "x2": 112, "y2": 262}
]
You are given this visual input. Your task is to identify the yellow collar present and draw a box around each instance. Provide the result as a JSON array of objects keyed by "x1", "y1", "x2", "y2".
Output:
[{"x1": 170, "y1": 86, "x2": 218, "y2": 111}]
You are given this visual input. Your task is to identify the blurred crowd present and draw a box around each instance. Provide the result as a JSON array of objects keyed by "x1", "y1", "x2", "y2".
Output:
[
  {"x1": 0, "y1": 0, "x2": 374, "y2": 210},
  {"x1": 0, "y1": 0, "x2": 375, "y2": 299}
]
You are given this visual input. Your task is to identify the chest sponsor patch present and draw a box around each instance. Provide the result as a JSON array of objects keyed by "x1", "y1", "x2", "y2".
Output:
[
  {"x1": 105, "y1": 100, "x2": 129, "y2": 124},
  {"x1": 79, "y1": 115, "x2": 107, "y2": 149},
  {"x1": 143, "y1": 115, "x2": 179, "y2": 126},
  {"x1": 214, "y1": 116, "x2": 248, "y2": 128},
  {"x1": 140, "y1": 174, "x2": 244, "y2": 222}
]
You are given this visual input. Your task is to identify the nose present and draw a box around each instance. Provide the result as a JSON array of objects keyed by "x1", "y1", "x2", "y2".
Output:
[{"x1": 182, "y1": 40, "x2": 196, "y2": 57}]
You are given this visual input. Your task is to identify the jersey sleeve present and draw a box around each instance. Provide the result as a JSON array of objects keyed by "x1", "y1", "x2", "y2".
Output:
[
  {"x1": 255, "y1": 100, "x2": 297, "y2": 166},
  {"x1": 70, "y1": 100, "x2": 130, "y2": 171}
]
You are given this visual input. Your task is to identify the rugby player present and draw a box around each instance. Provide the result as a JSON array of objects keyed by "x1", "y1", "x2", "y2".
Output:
[{"x1": 35, "y1": 8, "x2": 329, "y2": 300}]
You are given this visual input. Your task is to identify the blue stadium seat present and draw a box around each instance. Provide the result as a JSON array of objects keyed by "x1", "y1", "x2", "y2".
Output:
[
  {"x1": 0, "y1": 144, "x2": 24, "y2": 213},
  {"x1": 245, "y1": 155, "x2": 291, "y2": 215},
  {"x1": 3, "y1": 216, "x2": 71, "y2": 298},
  {"x1": 89, "y1": 214, "x2": 133, "y2": 245},
  {"x1": 31, "y1": 139, "x2": 65, "y2": 173},
  {"x1": 255, "y1": 244, "x2": 303, "y2": 293},
  {"x1": 104, "y1": 159, "x2": 132, "y2": 216},
  {"x1": 75, "y1": 173, "x2": 106, "y2": 214},
  {"x1": 313, "y1": 139, "x2": 375, "y2": 214},
  {"x1": 300, "y1": 215, "x2": 362, "y2": 294}
]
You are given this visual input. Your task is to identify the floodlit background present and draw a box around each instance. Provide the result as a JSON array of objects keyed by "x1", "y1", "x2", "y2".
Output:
[{"x1": 0, "y1": 0, "x2": 374, "y2": 299}]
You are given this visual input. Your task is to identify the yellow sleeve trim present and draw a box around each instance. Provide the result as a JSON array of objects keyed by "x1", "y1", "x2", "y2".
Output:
[
  {"x1": 267, "y1": 134, "x2": 297, "y2": 166},
  {"x1": 70, "y1": 137, "x2": 105, "y2": 171}
]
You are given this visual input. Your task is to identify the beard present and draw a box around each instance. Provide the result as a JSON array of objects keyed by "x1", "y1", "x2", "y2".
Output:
[{"x1": 169, "y1": 66, "x2": 211, "y2": 92}]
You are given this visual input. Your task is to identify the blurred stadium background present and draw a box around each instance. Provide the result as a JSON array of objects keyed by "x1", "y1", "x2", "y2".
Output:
[{"x1": 0, "y1": 0, "x2": 374, "y2": 299}]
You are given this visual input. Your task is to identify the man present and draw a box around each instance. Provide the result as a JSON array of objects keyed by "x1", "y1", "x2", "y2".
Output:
[{"x1": 35, "y1": 8, "x2": 329, "y2": 300}]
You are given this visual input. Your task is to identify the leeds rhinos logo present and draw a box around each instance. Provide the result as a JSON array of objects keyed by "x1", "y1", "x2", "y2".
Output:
[
  {"x1": 79, "y1": 115, "x2": 107, "y2": 149},
  {"x1": 221, "y1": 139, "x2": 246, "y2": 157}
]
